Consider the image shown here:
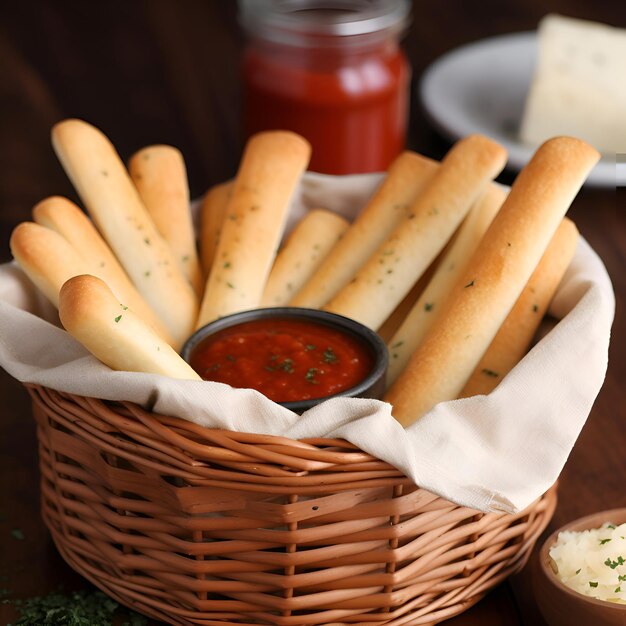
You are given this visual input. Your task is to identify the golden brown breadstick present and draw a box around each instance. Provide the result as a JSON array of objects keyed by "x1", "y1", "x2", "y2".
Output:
[
  {"x1": 290, "y1": 151, "x2": 438, "y2": 309},
  {"x1": 59, "y1": 275, "x2": 201, "y2": 379},
  {"x1": 261, "y1": 209, "x2": 349, "y2": 307},
  {"x1": 385, "y1": 137, "x2": 600, "y2": 425},
  {"x1": 10, "y1": 221, "x2": 94, "y2": 307},
  {"x1": 325, "y1": 135, "x2": 508, "y2": 330},
  {"x1": 199, "y1": 180, "x2": 233, "y2": 274},
  {"x1": 51, "y1": 119, "x2": 198, "y2": 349},
  {"x1": 128, "y1": 145, "x2": 203, "y2": 297},
  {"x1": 460, "y1": 217, "x2": 579, "y2": 397},
  {"x1": 32, "y1": 196, "x2": 173, "y2": 344},
  {"x1": 386, "y1": 184, "x2": 508, "y2": 385},
  {"x1": 196, "y1": 131, "x2": 311, "y2": 327}
]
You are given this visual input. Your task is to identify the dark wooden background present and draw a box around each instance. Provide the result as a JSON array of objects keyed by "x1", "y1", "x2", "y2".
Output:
[{"x1": 1, "y1": 1, "x2": 624, "y2": 624}]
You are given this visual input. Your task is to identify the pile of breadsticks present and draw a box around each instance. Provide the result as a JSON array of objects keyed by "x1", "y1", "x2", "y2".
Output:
[{"x1": 8, "y1": 118, "x2": 599, "y2": 427}]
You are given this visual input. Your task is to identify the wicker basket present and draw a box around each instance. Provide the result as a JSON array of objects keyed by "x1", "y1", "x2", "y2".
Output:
[{"x1": 28, "y1": 383, "x2": 557, "y2": 626}]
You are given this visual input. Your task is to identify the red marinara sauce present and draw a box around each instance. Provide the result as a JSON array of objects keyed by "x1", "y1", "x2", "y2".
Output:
[
  {"x1": 189, "y1": 318, "x2": 374, "y2": 403},
  {"x1": 240, "y1": 1, "x2": 411, "y2": 175}
]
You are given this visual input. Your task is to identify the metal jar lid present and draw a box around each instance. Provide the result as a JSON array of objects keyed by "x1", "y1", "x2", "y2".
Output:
[{"x1": 239, "y1": 0, "x2": 411, "y2": 45}]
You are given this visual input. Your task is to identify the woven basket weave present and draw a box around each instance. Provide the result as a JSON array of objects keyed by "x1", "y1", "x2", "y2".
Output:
[{"x1": 28, "y1": 383, "x2": 556, "y2": 626}]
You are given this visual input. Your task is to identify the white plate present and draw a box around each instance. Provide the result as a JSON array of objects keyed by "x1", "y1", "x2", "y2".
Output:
[{"x1": 419, "y1": 32, "x2": 617, "y2": 187}]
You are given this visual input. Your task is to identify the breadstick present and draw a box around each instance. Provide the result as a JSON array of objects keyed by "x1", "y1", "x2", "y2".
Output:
[
  {"x1": 261, "y1": 209, "x2": 349, "y2": 307},
  {"x1": 199, "y1": 180, "x2": 233, "y2": 274},
  {"x1": 59, "y1": 275, "x2": 201, "y2": 380},
  {"x1": 460, "y1": 217, "x2": 579, "y2": 397},
  {"x1": 386, "y1": 184, "x2": 508, "y2": 385},
  {"x1": 290, "y1": 151, "x2": 438, "y2": 309},
  {"x1": 10, "y1": 221, "x2": 94, "y2": 307},
  {"x1": 51, "y1": 119, "x2": 198, "y2": 349},
  {"x1": 129, "y1": 145, "x2": 203, "y2": 297},
  {"x1": 32, "y1": 196, "x2": 173, "y2": 344},
  {"x1": 385, "y1": 137, "x2": 600, "y2": 426},
  {"x1": 196, "y1": 131, "x2": 311, "y2": 327},
  {"x1": 325, "y1": 135, "x2": 508, "y2": 330}
]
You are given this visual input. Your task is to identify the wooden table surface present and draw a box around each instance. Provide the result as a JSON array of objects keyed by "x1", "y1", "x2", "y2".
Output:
[{"x1": 1, "y1": 1, "x2": 624, "y2": 624}]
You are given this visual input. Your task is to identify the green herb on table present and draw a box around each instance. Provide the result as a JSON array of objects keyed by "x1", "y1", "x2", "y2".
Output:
[{"x1": 8, "y1": 589, "x2": 147, "y2": 626}]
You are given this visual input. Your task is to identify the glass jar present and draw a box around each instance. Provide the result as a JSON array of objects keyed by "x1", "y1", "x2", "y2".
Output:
[{"x1": 239, "y1": 0, "x2": 411, "y2": 175}]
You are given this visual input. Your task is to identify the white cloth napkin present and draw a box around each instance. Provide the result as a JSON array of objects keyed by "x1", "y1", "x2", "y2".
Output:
[{"x1": 0, "y1": 173, "x2": 614, "y2": 514}]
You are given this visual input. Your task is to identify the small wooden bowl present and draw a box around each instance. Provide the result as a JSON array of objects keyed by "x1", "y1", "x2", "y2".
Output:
[{"x1": 534, "y1": 508, "x2": 626, "y2": 626}]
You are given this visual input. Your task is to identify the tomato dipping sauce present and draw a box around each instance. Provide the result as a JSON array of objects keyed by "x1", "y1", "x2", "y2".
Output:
[{"x1": 189, "y1": 318, "x2": 374, "y2": 403}]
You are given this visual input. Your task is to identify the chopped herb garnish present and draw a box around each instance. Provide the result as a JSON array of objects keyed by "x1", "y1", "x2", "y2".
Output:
[
  {"x1": 464, "y1": 279, "x2": 475, "y2": 288},
  {"x1": 618, "y1": 574, "x2": 626, "y2": 582},
  {"x1": 120, "y1": 305, "x2": 128, "y2": 310},
  {"x1": 223, "y1": 261, "x2": 231, "y2": 269},
  {"x1": 386, "y1": 269, "x2": 393, "y2": 274},
  {"x1": 391, "y1": 341, "x2": 404, "y2": 349},
  {"x1": 305, "y1": 344, "x2": 316, "y2": 351},
  {"x1": 616, "y1": 586, "x2": 622, "y2": 593},
  {"x1": 226, "y1": 355, "x2": 236, "y2": 362},
  {"x1": 607, "y1": 524, "x2": 616, "y2": 530},
  {"x1": 144, "y1": 270, "x2": 151, "y2": 277},
  {"x1": 589, "y1": 581, "x2": 598, "y2": 588},
  {"x1": 575, "y1": 569, "x2": 581, "y2": 575},
  {"x1": 281, "y1": 359, "x2": 294, "y2": 373},
  {"x1": 532, "y1": 304, "x2": 539, "y2": 312},
  {"x1": 482, "y1": 368, "x2": 499, "y2": 378},
  {"x1": 226, "y1": 282, "x2": 235, "y2": 289},
  {"x1": 323, "y1": 347, "x2": 337, "y2": 363},
  {"x1": 305, "y1": 368, "x2": 319, "y2": 383},
  {"x1": 144, "y1": 238, "x2": 150, "y2": 245},
  {"x1": 424, "y1": 302, "x2": 434, "y2": 312},
  {"x1": 114, "y1": 315, "x2": 122, "y2": 323},
  {"x1": 600, "y1": 538, "x2": 612, "y2": 545}
]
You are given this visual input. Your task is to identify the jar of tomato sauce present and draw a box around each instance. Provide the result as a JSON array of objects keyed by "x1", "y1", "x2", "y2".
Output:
[{"x1": 239, "y1": 0, "x2": 411, "y2": 175}]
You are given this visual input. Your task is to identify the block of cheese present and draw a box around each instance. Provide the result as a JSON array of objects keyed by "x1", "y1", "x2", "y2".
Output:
[{"x1": 520, "y1": 14, "x2": 626, "y2": 155}]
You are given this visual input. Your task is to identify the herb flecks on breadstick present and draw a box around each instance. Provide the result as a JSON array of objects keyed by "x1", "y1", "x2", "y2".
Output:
[
  {"x1": 385, "y1": 137, "x2": 600, "y2": 426},
  {"x1": 324, "y1": 135, "x2": 508, "y2": 330},
  {"x1": 32, "y1": 196, "x2": 174, "y2": 345},
  {"x1": 386, "y1": 184, "x2": 508, "y2": 385},
  {"x1": 290, "y1": 151, "x2": 438, "y2": 309},
  {"x1": 262, "y1": 209, "x2": 349, "y2": 307},
  {"x1": 460, "y1": 217, "x2": 579, "y2": 397},
  {"x1": 51, "y1": 119, "x2": 198, "y2": 350},
  {"x1": 129, "y1": 145, "x2": 204, "y2": 298},
  {"x1": 59, "y1": 274, "x2": 201, "y2": 380},
  {"x1": 196, "y1": 131, "x2": 311, "y2": 327}
]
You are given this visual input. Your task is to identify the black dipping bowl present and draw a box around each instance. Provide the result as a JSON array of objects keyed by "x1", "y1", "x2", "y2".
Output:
[{"x1": 181, "y1": 307, "x2": 388, "y2": 413}]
